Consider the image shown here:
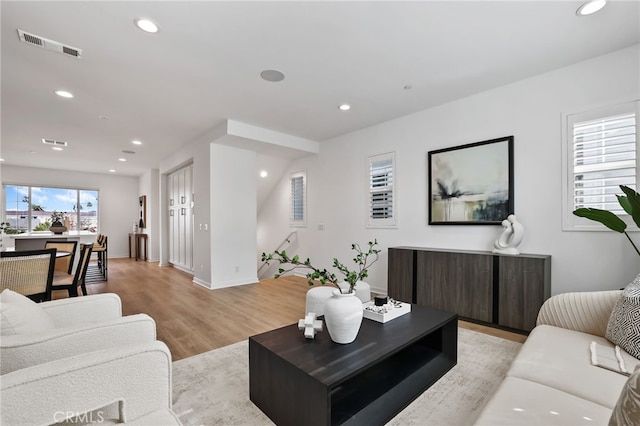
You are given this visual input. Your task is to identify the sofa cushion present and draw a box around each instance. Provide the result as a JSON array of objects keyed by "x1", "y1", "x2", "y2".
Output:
[
  {"x1": 474, "y1": 376, "x2": 612, "y2": 425},
  {"x1": 0, "y1": 289, "x2": 55, "y2": 335},
  {"x1": 609, "y1": 365, "x2": 640, "y2": 426},
  {"x1": 507, "y1": 325, "x2": 627, "y2": 408},
  {"x1": 606, "y1": 278, "x2": 640, "y2": 359}
]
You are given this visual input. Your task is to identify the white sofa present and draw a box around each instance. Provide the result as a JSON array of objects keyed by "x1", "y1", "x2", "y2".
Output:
[{"x1": 474, "y1": 290, "x2": 636, "y2": 425}]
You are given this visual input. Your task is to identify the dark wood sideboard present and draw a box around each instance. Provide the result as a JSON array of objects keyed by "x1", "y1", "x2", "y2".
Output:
[{"x1": 388, "y1": 247, "x2": 551, "y2": 332}]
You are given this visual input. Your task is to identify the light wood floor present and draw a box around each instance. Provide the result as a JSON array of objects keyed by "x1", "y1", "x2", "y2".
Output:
[{"x1": 72, "y1": 258, "x2": 525, "y2": 361}]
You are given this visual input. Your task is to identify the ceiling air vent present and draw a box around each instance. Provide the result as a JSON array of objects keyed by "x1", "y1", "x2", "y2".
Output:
[
  {"x1": 17, "y1": 29, "x2": 82, "y2": 59},
  {"x1": 42, "y1": 138, "x2": 68, "y2": 147}
]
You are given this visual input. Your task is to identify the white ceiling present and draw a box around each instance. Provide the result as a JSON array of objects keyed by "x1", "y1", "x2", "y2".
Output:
[{"x1": 1, "y1": 1, "x2": 639, "y2": 177}]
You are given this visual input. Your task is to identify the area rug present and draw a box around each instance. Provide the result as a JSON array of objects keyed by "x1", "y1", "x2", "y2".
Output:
[{"x1": 172, "y1": 328, "x2": 522, "y2": 425}]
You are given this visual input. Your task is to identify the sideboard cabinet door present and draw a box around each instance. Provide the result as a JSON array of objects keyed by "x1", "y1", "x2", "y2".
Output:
[
  {"x1": 388, "y1": 248, "x2": 415, "y2": 303},
  {"x1": 498, "y1": 255, "x2": 551, "y2": 331},
  {"x1": 416, "y1": 251, "x2": 493, "y2": 323}
]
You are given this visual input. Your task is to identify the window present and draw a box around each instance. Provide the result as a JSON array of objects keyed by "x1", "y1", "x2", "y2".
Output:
[
  {"x1": 562, "y1": 100, "x2": 639, "y2": 230},
  {"x1": 289, "y1": 171, "x2": 306, "y2": 227},
  {"x1": 367, "y1": 152, "x2": 396, "y2": 228},
  {"x1": 3, "y1": 185, "x2": 99, "y2": 234}
]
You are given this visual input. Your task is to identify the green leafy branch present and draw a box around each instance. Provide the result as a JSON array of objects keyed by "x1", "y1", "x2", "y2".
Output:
[
  {"x1": 573, "y1": 185, "x2": 640, "y2": 256},
  {"x1": 260, "y1": 239, "x2": 381, "y2": 294},
  {"x1": 261, "y1": 250, "x2": 340, "y2": 290}
]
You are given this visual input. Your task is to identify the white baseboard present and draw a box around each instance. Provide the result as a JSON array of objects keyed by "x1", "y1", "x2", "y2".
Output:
[
  {"x1": 193, "y1": 277, "x2": 211, "y2": 288},
  {"x1": 194, "y1": 276, "x2": 259, "y2": 290}
]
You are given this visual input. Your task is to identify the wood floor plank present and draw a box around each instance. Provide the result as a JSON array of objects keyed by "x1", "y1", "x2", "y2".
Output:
[{"x1": 68, "y1": 258, "x2": 525, "y2": 360}]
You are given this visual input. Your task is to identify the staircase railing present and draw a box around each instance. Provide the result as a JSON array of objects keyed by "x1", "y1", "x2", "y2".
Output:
[{"x1": 257, "y1": 231, "x2": 297, "y2": 279}]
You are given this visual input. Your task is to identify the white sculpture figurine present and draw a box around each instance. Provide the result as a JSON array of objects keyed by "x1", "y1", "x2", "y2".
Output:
[
  {"x1": 298, "y1": 312, "x2": 323, "y2": 339},
  {"x1": 492, "y1": 214, "x2": 524, "y2": 255}
]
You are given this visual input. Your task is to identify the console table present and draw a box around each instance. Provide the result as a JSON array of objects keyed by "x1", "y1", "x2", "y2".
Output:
[
  {"x1": 249, "y1": 305, "x2": 457, "y2": 426},
  {"x1": 128, "y1": 233, "x2": 148, "y2": 261},
  {"x1": 388, "y1": 247, "x2": 551, "y2": 332}
]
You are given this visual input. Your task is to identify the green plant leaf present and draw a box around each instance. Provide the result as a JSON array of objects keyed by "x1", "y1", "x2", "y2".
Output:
[
  {"x1": 617, "y1": 195, "x2": 632, "y2": 215},
  {"x1": 620, "y1": 185, "x2": 640, "y2": 228},
  {"x1": 573, "y1": 208, "x2": 627, "y2": 233}
]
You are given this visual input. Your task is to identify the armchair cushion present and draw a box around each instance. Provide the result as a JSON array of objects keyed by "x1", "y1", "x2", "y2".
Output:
[
  {"x1": 0, "y1": 341, "x2": 178, "y2": 425},
  {"x1": 1, "y1": 313, "x2": 156, "y2": 374},
  {"x1": 0, "y1": 289, "x2": 54, "y2": 336},
  {"x1": 40, "y1": 292, "x2": 123, "y2": 327},
  {"x1": 1, "y1": 292, "x2": 156, "y2": 374},
  {"x1": 606, "y1": 279, "x2": 640, "y2": 359}
]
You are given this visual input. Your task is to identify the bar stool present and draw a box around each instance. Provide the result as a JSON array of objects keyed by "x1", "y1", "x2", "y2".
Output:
[{"x1": 86, "y1": 235, "x2": 107, "y2": 281}]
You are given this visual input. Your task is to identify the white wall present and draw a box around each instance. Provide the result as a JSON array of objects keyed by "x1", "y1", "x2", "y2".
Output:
[
  {"x1": 2, "y1": 165, "x2": 139, "y2": 258},
  {"x1": 159, "y1": 127, "x2": 216, "y2": 284},
  {"x1": 210, "y1": 143, "x2": 258, "y2": 288},
  {"x1": 258, "y1": 45, "x2": 640, "y2": 296},
  {"x1": 139, "y1": 168, "x2": 160, "y2": 261}
]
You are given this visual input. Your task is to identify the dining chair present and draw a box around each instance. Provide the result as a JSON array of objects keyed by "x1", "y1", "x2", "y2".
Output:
[
  {"x1": 44, "y1": 240, "x2": 78, "y2": 275},
  {"x1": 52, "y1": 244, "x2": 93, "y2": 297},
  {"x1": 87, "y1": 234, "x2": 108, "y2": 281},
  {"x1": 0, "y1": 248, "x2": 57, "y2": 302}
]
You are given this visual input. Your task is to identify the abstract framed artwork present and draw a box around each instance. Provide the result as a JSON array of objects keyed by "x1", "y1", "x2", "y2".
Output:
[{"x1": 428, "y1": 136, "x2": 514, "y2": 225}]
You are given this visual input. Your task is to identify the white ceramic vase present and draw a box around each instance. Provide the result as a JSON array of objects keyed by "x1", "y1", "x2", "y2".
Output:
[{"x1": 323, "y1": 289, "x2": 363, "y2": 344}]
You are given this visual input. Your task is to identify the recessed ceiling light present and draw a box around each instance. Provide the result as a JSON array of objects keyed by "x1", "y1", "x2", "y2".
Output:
[
  {"x1": 260, "y1": 170, "x2": 268, "y2": 178},
  {"x1": 338, "y1": 104, "x2": 351, "y2": 111},
  {"x1": 118, "y1": 158, "x2": 127, "y2": 162},
  {"x1": 135, "y1": 18, "x2": 159, "y2": 33},
  {"x1": 54, "y1": 90, "x2": 73, "y2": 98},
  {"x1": 52, "y1": 147, "x2": 63, "y2": 151},
  {"x1": 260, "y1": 69, "x2": 285, "y2": 82},
  {"x1": 576, "y1": 0, "x2": 607, "y2": 16},
  {"x1": 132, "y1": 140, "x2": 142, "y2": 145},
  {"x1": 0, "y1": 158, "x2": 5, "y2": 162},
  {"x1": 109, "y1": 169, "x2": 116, "y2": 173}
]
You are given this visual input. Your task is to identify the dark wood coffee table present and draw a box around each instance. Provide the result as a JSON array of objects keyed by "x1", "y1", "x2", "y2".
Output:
[{"x1": 249, "y1": 305, "x2": 457, "y2": 426}]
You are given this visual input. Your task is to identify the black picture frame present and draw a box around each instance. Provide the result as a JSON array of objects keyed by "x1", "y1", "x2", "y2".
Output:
[{"x1": 428, "y1": 136, "x2": 514, "y2": 225}]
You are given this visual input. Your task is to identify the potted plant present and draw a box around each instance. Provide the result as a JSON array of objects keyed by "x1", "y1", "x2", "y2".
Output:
[
  {"x1": 573, "y1": 184, "x2": 640, "y2": 256},
  {"x1": 261, "y1": 240, "x2": 381, "y2": 344},
  {"x1": 261, "y1": 239, "x2": 381, "y2": 293},
  {"x1": 49, "y1": 211, "x2": 68, "y2": 234}
]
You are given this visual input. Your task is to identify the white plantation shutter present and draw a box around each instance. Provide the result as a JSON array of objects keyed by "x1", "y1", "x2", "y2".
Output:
[
  {"x1": 563, "y1": 100, "x2": 640, "y2": 230},
  {"x1": 290, "y1": 171, "x2": 306, "y2": 227},
  {"x1": 368, "y1": 152, "x2": 396, "y2": 227},
  {"x1": 573, "y1": 112, "x2": 637, "y2": 213}
]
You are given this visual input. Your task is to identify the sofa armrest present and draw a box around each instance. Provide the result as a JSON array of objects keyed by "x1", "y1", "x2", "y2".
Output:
[
  {"x1": 40, "y1": 293, "x2": 123, "y2": 327},
  {"x1": 1, "y1": 341, "x2": 175, "y2": 425},
  {"x1": 536, "y1": 290, "x2": 621, "y2": 337},
  {"x1": 0, "y1": 314, "x2": 156, "y2": 374}
]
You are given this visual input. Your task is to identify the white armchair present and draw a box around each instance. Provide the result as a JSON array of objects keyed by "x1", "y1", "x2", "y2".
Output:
[
  {"x1": 1, "y1": 292, "x2": 156, "y2": 374},
  {"x1": 1, "y1": 341, "x2": 181, "y2": 425}
]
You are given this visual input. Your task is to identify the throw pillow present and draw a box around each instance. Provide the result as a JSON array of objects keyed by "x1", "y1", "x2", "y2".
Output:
[
  {"x1": 606, "y1": 277, "x2": 640, "y2": 359},
  {"x1": 0, "y1": 289, "x2": 55, "y2": 335},
  {"x1": 609, "y1": 365, "x2": 640, "y2": 426}
]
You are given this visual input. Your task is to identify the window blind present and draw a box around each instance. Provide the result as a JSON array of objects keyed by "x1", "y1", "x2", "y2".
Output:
[
  {"x1": 369, "y1": 158, "x2": 393, "y2": 220},
  {"x1": 573, "y1": 112, "x2": 637, "y2": 213},
  {"x1": 290, "y1": 174, "x2": 305, "y2": 223}
]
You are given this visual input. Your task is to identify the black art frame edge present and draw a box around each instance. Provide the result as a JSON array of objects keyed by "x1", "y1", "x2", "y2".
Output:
[{"x1": 427, "y1": 135, "x2": 514, "y2": 226}]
